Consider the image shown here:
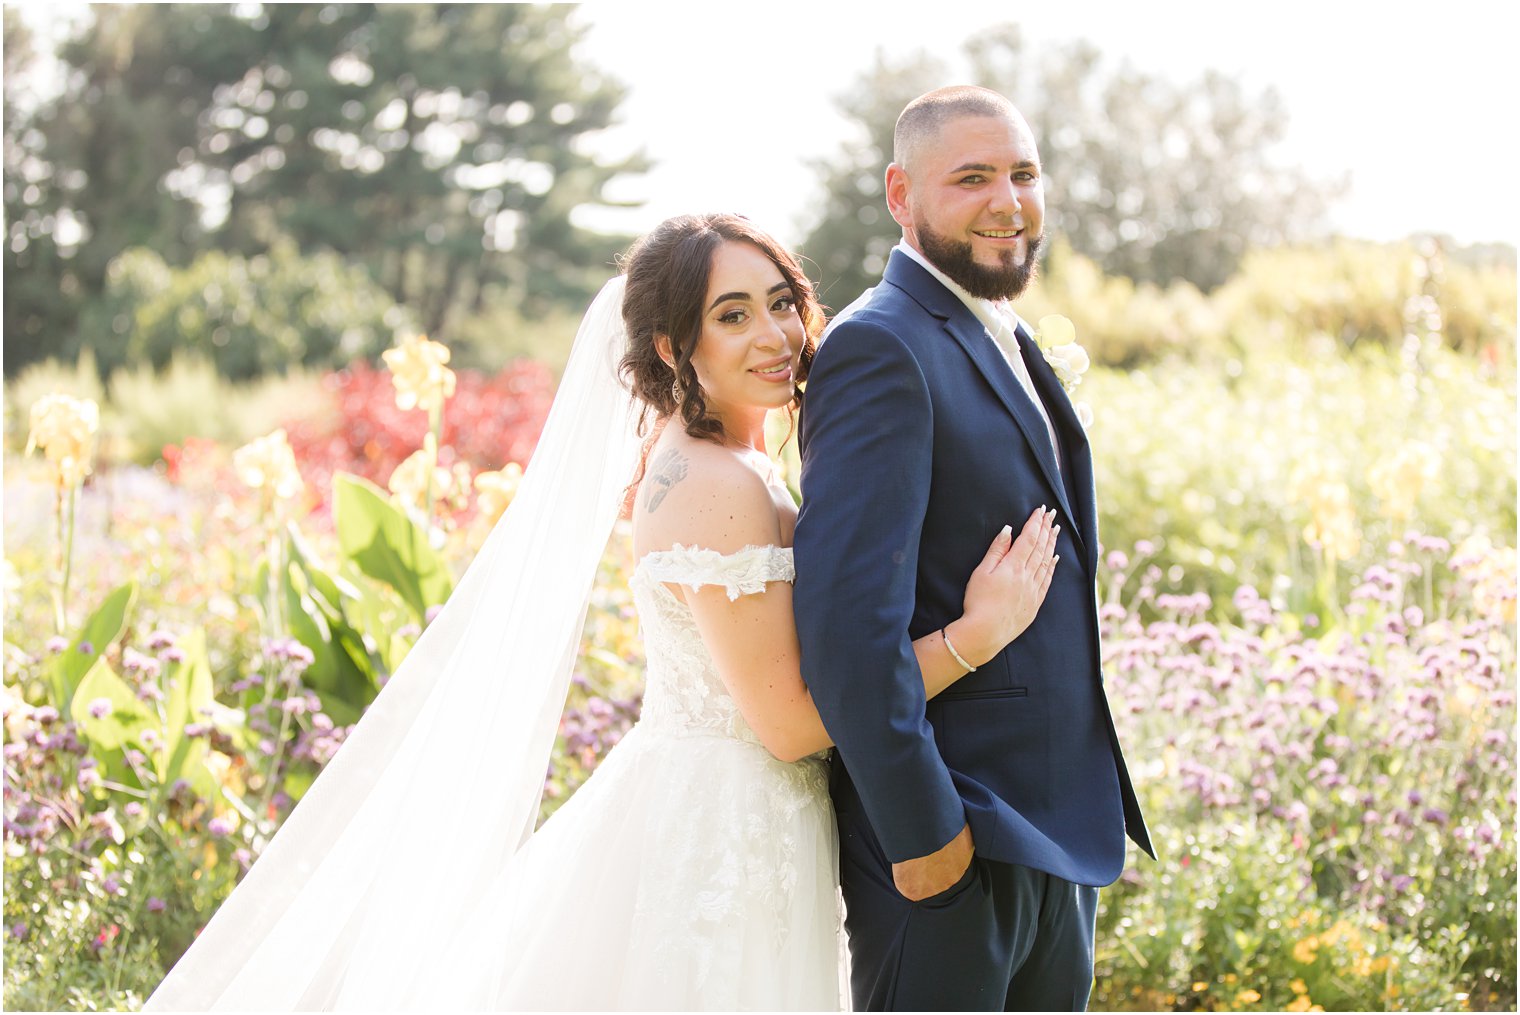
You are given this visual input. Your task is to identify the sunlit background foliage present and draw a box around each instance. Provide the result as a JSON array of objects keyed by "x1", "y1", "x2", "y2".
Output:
[{"x1": 3, "y1": 4, "x2": 1514, "y2": 1011}]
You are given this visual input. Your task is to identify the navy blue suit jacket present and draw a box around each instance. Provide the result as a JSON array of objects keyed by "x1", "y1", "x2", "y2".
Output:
[{"x1": 794, "y1": 250, "x2": 1154, "y2": 887}]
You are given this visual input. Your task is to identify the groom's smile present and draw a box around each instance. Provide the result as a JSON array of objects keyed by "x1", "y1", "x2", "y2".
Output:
[{"x1": 886, "y1": 109, "x2": 1047, "y2": 301}]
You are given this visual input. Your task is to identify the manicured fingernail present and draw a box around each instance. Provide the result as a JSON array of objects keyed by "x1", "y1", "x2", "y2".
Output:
[{"x1": 1001, "y1": 524, "x2": 1012, "y2": 537}]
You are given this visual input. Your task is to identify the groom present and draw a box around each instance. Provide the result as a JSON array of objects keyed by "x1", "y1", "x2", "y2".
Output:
[{"x1": 794, "y1": 85, "x2": 1154, "y2": 1011}]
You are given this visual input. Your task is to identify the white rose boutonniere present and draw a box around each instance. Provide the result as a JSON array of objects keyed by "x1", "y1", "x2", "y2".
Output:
[{"x1": 1032, "y1": 314, "x2": 1093, "y2": 428}]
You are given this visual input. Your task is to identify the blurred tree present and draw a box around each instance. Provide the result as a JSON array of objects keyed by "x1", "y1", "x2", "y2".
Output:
[
  {"x1": 4, "y1": 5, "x2": 256, "y2": 373},
  {"x1": 3, "y1": 3, "x2": 643, "y2": 376},
  {"x1": 81, "y1": 240, "x2": 409, "y2": 380},
  {"x1": 801, "y1": 25, "x2": 1339, "y2": 304}
]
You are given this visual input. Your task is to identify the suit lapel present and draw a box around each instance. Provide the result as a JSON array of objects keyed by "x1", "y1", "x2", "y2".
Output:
[
  {"x1": 882, "y1": 252, "x2": 1093, "y2": 569},
  {"x1": 938, "y1": 312, "x2": 1081, "y2": 535},
  {"x1": 1014, "y1": 320, "x2": 1098, "y2": 571}
]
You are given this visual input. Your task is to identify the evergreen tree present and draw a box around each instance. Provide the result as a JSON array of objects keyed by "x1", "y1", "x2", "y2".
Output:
[{"x1": 3, "y1": 3, "x2": 645, "y2": 376}]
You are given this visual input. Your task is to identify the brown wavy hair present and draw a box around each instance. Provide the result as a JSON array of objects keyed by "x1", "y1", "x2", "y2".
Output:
[{"x1": 618, "y1": 213, "x2": 824, "y2": 445}]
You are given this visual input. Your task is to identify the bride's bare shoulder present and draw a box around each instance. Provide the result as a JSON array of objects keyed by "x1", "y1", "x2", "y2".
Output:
[{"x1": 633, "y1": 432, "x2": 781, "y2": 555}]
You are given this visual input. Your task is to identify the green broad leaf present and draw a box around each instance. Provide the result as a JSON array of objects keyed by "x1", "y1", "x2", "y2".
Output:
[
  {"x1": 70, "y1": 659, "x2": 154, "y2": 751},
  {"x1": 160, "y1": 630, "x2": 217, "y2": 800},
  {"x1": 284, "y1": 560, "x2": 374, "y2": 722},
  {"x1": 341, "y1": 559, "x2": 409, "y2": 672},
  {"x1": 288, "y1": 522, "x2": 363, "y2": 608},
  {"x1": 281, "y1": 768, "x2": 316, "y2": 803},
  {"x1": 333, "y1": 473, "x2": 453, "y2": 622},
  {"x1": 388, "y1": 630, "x2": 417, "y2": 676},
  {"x1": 48, "y1": 582, "x2": 138, "y2": 708}
]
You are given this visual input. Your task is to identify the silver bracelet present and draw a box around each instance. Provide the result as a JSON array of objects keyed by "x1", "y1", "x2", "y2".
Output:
[{"x1": 941, "y1": 628, "x2": 976, "y2": 672}]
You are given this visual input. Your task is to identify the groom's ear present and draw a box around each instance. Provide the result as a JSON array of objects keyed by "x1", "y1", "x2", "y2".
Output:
[
  {"x1": 654, "y1": 333, "x2": 675, "y2": 370},
  {"x1": 885, "y1": 163, "x2": 914, "y2": 229}
]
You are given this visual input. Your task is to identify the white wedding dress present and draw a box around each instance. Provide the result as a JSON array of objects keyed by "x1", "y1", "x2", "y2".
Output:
[{"x1": 391, "y1": 543, "x2": 842, "y2": 1011}]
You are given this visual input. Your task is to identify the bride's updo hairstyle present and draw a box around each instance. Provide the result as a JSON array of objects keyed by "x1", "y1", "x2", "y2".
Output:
[{"x1": 619, "y1": 213, "x2": 824, "y2": 443}]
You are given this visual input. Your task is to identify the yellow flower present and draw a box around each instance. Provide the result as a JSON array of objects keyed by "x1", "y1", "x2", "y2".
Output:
[
  {"x1": 1191, "y1": 981, "x2": 1208, "y2": 993},
  {"x1": 1035, "y1": 314, "x2": 1076, "y2": 347},
  {"x1": 26, "y1": 393, "x2": 100, "y2": 489},
  {"x1": 1032, "y1": 314, "x2": 1090, "y2": 397},
  {"x1": 473, "y1": 462, "x2": 524, "y2": 527},
  {"x1": 1286, "y1": 995, "x2": 1313, "y2": 1012},
  {"x1": 1368, "y1": 441, "x2": 1439, "y2": 520},
  {"x1": 1289, "y1": 462, "x2": 1360, "y2": 562},
  {"x1": 1292, "y1": 936, "x2": 1321, "y2": 964},
  {"x1": 1290, "y1": 979, "x2": 1308, "y2": 994},
  {"x1": 1452, "y1": 535, "x2": 1517, "y2": 624},
  {"x1": 1235, "y1": 988, "x2": 1262, "y2": 1005},
  {"x1": 388, "y1": 433, "x2": 451, "y2": 509},
  {"x1": 232, "y1": 429, "x2": 304, "y2": 501},
  {"x1": 382, "y1": 333, "x2": 456, "y2": 413}
]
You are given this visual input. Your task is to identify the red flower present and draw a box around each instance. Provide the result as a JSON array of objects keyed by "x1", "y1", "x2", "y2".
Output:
[{"x1": 281, "y1": 360, "x2": 554, "y2": 521}]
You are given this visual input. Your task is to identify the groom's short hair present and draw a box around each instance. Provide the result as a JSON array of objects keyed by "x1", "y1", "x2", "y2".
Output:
[{"x1": 893, "y1": 86, "x2": 1023, "y2": 174}]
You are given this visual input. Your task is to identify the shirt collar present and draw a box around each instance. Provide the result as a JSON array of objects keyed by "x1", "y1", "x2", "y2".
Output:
[{"x1": 894, "y1": 241, "x2": 1026, "y2": 339}]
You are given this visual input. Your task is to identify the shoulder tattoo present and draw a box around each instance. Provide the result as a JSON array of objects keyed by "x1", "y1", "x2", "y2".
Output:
[{"x1": 645, "y1": 448, "x2": 689, "y2": 513}]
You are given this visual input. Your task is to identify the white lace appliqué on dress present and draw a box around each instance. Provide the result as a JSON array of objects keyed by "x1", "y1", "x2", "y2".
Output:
[{"x1": 408, "y1": 545, "x2": 841, "y2": 1012}]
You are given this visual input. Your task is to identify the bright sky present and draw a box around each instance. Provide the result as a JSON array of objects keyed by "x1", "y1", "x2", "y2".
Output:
[
  {"x1": 8, "y1": 0, "x2": 1519, "y2": 252},
  {"x1": 572, "y1": 0, "x2": 1520, "y2": 250}
]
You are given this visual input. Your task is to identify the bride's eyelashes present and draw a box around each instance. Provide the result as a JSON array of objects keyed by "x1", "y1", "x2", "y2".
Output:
[{"x1": 712, "y1": 287, "x2": 799, "y2": 327}]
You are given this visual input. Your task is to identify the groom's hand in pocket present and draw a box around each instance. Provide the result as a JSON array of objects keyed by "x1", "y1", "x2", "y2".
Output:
[{"x1": 892, "y1": 823, "x2": 974, "y2": 901}]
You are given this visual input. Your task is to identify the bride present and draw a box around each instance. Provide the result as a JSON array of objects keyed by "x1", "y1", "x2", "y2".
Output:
[{"x1": 146, "y1": 213, "x2": 1059, "y2": 1011}]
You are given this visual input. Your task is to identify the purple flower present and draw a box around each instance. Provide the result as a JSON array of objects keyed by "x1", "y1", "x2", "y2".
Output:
[
  {"x1": 1134, "y1": 540, "x2": 1156, "y2": 556},
  {"x1": 1106, "y1": 550, "x2": 1129, "y2": 571},
  {"x1": 34, "y1": 705, "x2": 58, "y2": 725},
  {"x1": 124, "y1": 802, "x2": 144, "y2": 818},
  {"x1": 1422, "y1": 808, "x2": 1449, "y2": 825},
  {"x1": 86, "y1": 697, "x2": 113, "y2": 719},
  {"x1": 162, "y1": 646, "x2": 186, "y2": 663},
  {"x1": 45, "y1": 636, "x2": 68, "y2": 654},
  {"x1": 146, "y1": 629, "x2": 177, "y2": 650},
  {"x1": 136, "y1": 682, "x2": 165, "y2": 702},
  {"x1": 207, "y1": 816, "x2": 234, "y2": 837},
  {"x1": 77, "y1": 641, "x2": 94, "y2": 655},
  {"x1": 122, "y1": 648, "x2": 162, "y2": 678},
  {"x1": 147, "y1": 897, "x2": 166, "y2": 913},
  {"x1": 9, "y1": 923, "x2": 25, "y2": 940},
  {"x1": 102, "y1": 876, "x2": 122, "y2": 895}
]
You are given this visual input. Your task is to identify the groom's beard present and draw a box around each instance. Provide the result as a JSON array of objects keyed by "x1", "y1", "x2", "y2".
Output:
[{"x1": 918, "y1": 224, "x2": 1044, "y2": 301}]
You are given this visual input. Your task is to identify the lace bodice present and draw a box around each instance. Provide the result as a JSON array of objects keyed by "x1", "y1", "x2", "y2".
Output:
[{"x1": 630, "y1": 543, "x2": 795, "y2": 747}]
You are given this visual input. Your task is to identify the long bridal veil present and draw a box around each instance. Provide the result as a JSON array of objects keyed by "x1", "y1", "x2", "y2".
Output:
[{"x1": 147, "y1": 276, "x2": 641, "y2": 1010}]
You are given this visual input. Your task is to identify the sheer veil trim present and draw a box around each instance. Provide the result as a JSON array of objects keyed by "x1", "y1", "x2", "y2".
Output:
[{"x1": 146, "y1": 276, "x2": 641, "y2": 1010}]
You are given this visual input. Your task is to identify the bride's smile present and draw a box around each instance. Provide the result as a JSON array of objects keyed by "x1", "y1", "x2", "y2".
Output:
[{"x1": 678, "y1": 240, "x2": 807, "y2": 442}]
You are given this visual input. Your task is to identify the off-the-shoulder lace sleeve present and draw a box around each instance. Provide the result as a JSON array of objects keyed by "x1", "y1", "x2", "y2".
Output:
[{"x1": 637, "y1": 543, "x2": 795, "y2": 601}]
